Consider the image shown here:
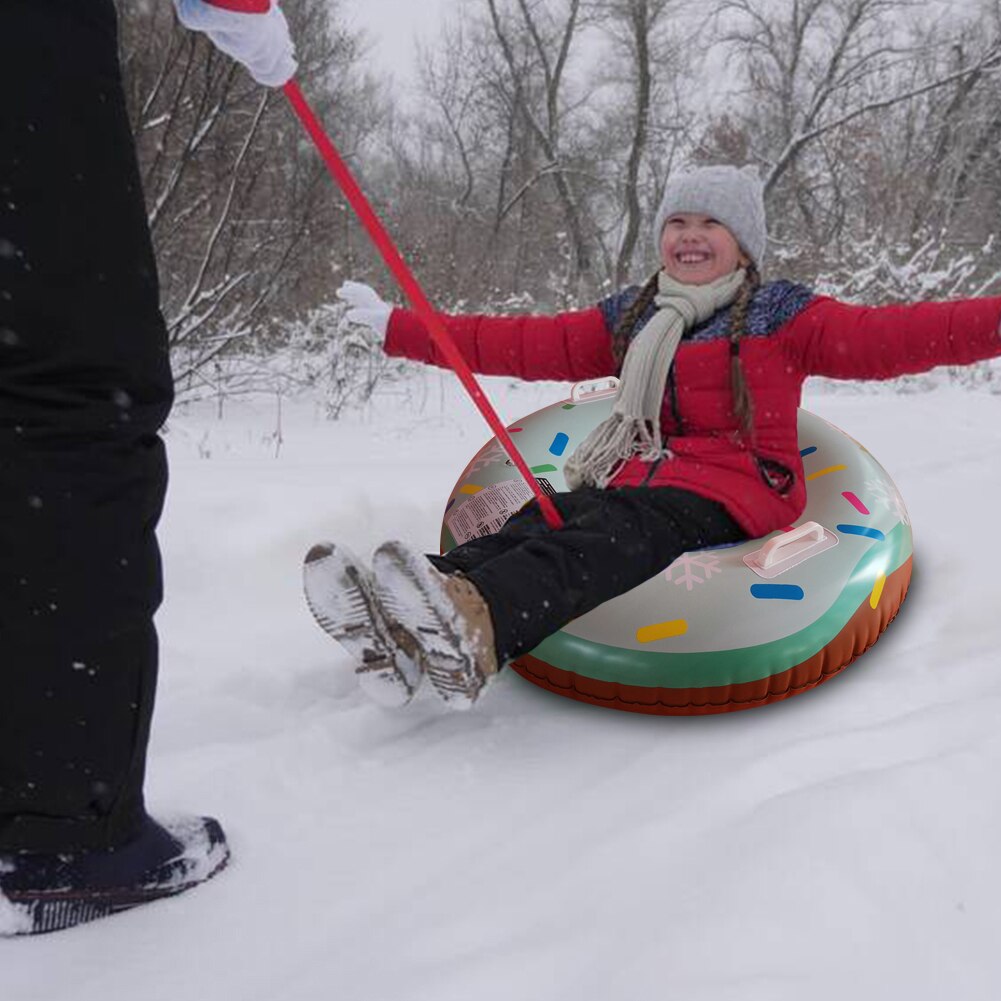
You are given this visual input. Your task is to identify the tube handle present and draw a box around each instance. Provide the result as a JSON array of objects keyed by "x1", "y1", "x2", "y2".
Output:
[
  {"x1": 758, "y1": 521, "x2": 826, "y2": 569},
  {"x1": 571, "y1": 377, "x2": 620, "y2": 403}
]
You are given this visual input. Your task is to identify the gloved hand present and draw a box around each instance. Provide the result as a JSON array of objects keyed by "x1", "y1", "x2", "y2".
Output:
[
  {"x1": 337, "y1": 281, "x2": 392, "y2": 340},
  {"x1": 173, "y1": 0, "x2": 297, "y2": 88}
]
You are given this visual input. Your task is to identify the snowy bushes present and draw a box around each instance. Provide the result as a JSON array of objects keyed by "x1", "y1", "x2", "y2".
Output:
[
  {"x1": 173, "y1": 301, "x2": 406, "y2": 418},
  {"x1": 808, "y1": 230, "x2": 1001, "y2": 393}
]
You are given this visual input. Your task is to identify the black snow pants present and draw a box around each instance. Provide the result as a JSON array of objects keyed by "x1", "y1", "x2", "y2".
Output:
[
  {"x1": 429, "y1": 486, "x2": 748, "y2": 664},
  {"x1": 0, "y1": 1, "x2": 173, "y2": 851}
]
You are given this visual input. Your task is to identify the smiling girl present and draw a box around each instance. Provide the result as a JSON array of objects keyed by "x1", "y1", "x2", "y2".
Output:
[{"x1": 304, "y1": 164, "x2": 1001, "y2": 710}]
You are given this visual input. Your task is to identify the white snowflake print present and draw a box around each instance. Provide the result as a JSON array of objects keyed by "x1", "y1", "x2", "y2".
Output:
[
  {"x1": 664, "y1": 553, "x2": 722, "y2": 591},
  {"x1": 864, "y1": 476, "x2": 911, "y2": 526},
  {"x1": 465, "y1": 442, "x2": 506, "y2": 476}
]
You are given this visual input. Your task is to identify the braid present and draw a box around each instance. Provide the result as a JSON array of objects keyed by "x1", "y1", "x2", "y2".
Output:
[
  {"x1": 611, "y1": 271, "x2": 660, "y2": 370},
  {"x1": 728, "y1": 262, "x2": 761, "y2": 434}
]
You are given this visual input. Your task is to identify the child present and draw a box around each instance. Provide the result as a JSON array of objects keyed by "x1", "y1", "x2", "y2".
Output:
[{"x1": 303, "y1": 164, "x2": 1001, "y2": 711}]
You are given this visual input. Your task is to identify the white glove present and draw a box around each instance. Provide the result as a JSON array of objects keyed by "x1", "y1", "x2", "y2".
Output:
[
  {"x1": 173, "y1": 0, "x2": 297, "y2": 88},
  {"x1": 337, "y1": 281, "x2": 392, "y2": 340}
]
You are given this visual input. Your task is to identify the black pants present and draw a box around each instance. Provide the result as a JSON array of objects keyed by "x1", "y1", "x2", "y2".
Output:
[
  {"x1": 0, "y1": 1, "x2": 173, "y2": 851},
  {"x1": 430, "y1": 486, "x2": 747, "y2": 664}
]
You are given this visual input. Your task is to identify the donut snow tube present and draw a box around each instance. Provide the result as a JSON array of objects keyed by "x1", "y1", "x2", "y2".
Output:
[{"x1": 439, "y1": 380, "x2": 913, "y2": 716}]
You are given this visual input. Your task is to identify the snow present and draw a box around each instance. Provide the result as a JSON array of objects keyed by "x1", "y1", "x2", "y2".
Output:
[{"x1": 4, "y1": 372, "x2": 1001, "y2": 1000}]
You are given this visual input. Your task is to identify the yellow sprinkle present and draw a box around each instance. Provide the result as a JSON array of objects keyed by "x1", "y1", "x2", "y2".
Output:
[
  {"x1": 806, "y1": 464, "x2": 847, "y2": 481},
  {"x1": 459, "y1": 484, "x2": 483, "y2": 495},
  {"x1": 636, "y1": 620, "x2": 688, "y2": 643},
  {"x1": 870, "y1": 573, "x2": 886, "y2": 610}
]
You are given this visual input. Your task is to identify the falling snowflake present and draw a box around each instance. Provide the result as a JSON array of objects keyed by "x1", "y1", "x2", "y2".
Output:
[
  {"x1": 864, "y1": 476, "x2": 911, "y2": 526},
  {"x1": 664, "y1": 553, "x2": 722, "y2": 591}
]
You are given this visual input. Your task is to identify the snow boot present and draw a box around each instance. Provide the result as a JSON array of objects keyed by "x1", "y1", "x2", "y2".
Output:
[
  {"x1": 303, "y1": 541, "x2": 423, "y2": 706},
  {"x1": 371, "y1": 541, "x2": 499, "y2": 710},
  {"x1": 0, "y1": 814, "x2": 229, "y2": 936}
]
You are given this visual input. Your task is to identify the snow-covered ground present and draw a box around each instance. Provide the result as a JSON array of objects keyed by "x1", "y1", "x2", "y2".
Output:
[{"x1": 5, "y1": 372, "x2": 1001, "y2": 1001}]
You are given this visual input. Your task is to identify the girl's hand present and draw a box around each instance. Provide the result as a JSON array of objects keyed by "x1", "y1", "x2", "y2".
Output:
[
  {"x1": 337, "y1": 281, "x2": 391, "y2": 340},
  {"x1": 173, "y1": 0, "x2": 297, "y2": 88}
]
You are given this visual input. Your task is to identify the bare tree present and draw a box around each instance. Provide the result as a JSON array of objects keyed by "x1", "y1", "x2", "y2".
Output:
[
  {"x1": 115, "y1": 0, "x2": 373, "y2": 391},
  {"x1": 700, "y1": 0, "x2": 1001, "y2": 269},
  {"x1": 376, "y1": 0, "x2": 599, "y2": 305},
  {"x1": 484, "y1": 0, "x2": 596, "y2": 290},
  {"x1": 589, "y1": 0, "x2": 687, "y2": 284},
  {"x1": 390, "y1": 0, "x2": 690, "y2": 302}
]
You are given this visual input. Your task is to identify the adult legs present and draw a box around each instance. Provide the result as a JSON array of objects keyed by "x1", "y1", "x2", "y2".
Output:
[{"x1": 0, "y1": 0, "x2": 173, "y2": 852}]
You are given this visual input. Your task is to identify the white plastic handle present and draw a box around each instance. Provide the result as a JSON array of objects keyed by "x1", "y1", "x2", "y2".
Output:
[
  {"x1": 758, "y1": 521, "x2": 826, "y2": 569},
  {"x1": 571, "y1": 377, "x2": 620, "y2": 403}
]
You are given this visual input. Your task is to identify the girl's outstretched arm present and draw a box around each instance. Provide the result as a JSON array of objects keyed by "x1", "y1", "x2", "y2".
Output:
[
  {"x1": 784, "y1": 295, "x2": 1001, "y2": 380},
  {"x1": 384, "y1": 305, "x2": 616, "y2": 383}
]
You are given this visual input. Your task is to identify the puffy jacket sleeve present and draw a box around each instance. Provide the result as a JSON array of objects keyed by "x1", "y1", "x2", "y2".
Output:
[
  {"x1": 784, "y1": 295, "x2": 1001, "y2": 380},
  {"x1": 383, "y1": 306, "x2": 617, "y2": 382}
]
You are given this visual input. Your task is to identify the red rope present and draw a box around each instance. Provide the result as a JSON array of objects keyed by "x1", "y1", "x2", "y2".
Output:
[{"x1": 282, "y1": 80, "x2": 563, "y2": 530}]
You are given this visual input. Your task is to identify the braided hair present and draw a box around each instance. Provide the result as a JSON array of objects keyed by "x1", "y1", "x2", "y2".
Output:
[
  {"x1": 727, "y1": 261, "x2": 761, "y2": 433},
  {"x1": 610, "y1": 263, "x2": 761, "y2": 433},
  {"x1": 610, "y1": 271, "x2": 659, "y2": 370}
]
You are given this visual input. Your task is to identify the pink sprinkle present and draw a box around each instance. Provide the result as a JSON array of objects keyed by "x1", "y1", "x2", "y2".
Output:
[{"x1": 843, "y1": 491, "x2": 870, "y2": 515}]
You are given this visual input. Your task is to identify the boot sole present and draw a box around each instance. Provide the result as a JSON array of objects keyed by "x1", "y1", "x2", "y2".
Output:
[
  {"x1": 303, "y1": 542, "x2": 419, "y2": 707},
  {"x1": 371, "y1": 542, "x2": 487, "y2": 709}
]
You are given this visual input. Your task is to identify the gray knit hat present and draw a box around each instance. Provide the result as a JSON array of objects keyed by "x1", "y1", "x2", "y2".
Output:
[{"x1": 653, "y1": 164, "x2": 767, "y2": 267}]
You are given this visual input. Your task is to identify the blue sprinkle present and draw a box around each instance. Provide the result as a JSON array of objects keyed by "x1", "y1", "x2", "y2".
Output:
[
  {"x1": 751, "y1": 584, "x2": 805, "y2": 601},
  {"x1": 800, "y1": 446, "x2": 817, "y2": 457},
  {"x1": 445, "y1": 498, "x2": 456, "y2": 511},
  {"x1": 549, "y1": 433, "x2": 570, "y2": 456},
  {"x1": 836, "y1": 524, "x2": 885, "y2": 541}
]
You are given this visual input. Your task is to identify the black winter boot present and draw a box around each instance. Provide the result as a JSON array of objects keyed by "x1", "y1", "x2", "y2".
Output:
[{"x1": 0, "y1": 814, "x2": 229, "y2": 936}]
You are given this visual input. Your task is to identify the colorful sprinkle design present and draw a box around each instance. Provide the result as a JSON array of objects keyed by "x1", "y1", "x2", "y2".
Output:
[
  {"x1": 807, "y1": 464, "x2": 847, "y2": 481},
  {"x1": 836, "y1": 524, "x2": 885, "y2": 542},
  {"x1": 750, "y1": 584, "x2": 805, "y2": 601},
  {"x1": 549, "y1": 433, "x2": 570, "y2": 456},
  {"x1": 636, "y1": 619, "x2": 688, "y2": 643},
  {"x1": 842, "y1": 491, "x2": 870, "y2": 515},
  {"x1": 870, "y1": 573, "x2": 886, "y2": 609}
]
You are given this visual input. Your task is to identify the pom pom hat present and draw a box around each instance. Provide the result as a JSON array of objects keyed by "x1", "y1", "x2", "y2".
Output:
[{"x1": 653, "y1": 165, "x2": 767, "y2": 268}]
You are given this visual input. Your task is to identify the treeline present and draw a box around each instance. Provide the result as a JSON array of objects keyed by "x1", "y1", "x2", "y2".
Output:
[{"x1": 117, "y1": 0, "x2": 1001, "y2": 392}]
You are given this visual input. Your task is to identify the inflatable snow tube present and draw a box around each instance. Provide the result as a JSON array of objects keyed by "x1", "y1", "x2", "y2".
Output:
[{"x1": 439, "y1": 380, "x2": 913, "y2": 716}]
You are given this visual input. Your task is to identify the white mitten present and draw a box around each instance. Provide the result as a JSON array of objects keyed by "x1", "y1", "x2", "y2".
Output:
[
  {"x1": 173, "y1": 0, "x2": 297, "y2": 88},
  {"x1": 337, "y1": 281, "x2": 392, "y2": 340}
]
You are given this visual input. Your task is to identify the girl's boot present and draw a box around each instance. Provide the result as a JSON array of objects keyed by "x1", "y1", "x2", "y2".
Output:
[
  {"x1": 303, "y1": 542, "x2": 423, "y2": 706},
  {"x1": 371, "y1": 541, "x2": 498, "y2": 709}
]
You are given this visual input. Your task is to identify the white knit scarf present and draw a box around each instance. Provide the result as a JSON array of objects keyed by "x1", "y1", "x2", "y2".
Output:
[{"x1": 563, "y1": 268, "x2": 747, "y2": 490}]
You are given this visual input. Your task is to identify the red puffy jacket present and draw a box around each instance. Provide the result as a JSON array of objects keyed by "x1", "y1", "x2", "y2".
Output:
[{"x1": 385, "y1": 286, "x2": 1001, "y2": 538}]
